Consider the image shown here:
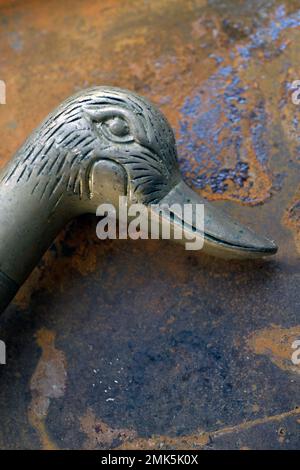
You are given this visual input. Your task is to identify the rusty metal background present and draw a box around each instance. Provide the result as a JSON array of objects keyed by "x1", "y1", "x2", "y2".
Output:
[{"x1": 0, "y1": 0, "x2": 299, "y2": 450}]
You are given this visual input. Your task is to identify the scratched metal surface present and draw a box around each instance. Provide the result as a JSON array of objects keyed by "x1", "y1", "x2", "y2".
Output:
[{"x1": 0, "y1": 0, "x2": 299, "y2": 450}]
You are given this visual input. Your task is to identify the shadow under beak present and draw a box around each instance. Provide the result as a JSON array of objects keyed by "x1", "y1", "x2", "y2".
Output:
[{"x1": 149, "y1": 181, "x2": 278, "y2": 259}]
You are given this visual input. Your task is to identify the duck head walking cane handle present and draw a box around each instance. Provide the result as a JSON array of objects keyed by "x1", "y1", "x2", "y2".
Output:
[{"x1": 0, "y1": 87, "x2": 277, "y2": 313}]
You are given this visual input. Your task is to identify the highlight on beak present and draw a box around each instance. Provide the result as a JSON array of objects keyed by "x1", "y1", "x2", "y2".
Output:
[{"x1": 150, "y1": 181, "x2": 278, "y2": 259}]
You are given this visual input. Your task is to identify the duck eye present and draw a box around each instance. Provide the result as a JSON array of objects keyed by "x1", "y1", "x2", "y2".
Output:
[
  {"x1": 99, "y1": 116, "x2": 133, "y2": 143},
  {"x1": 105, "y1": 117, "x2": 129, "y2": 137}
]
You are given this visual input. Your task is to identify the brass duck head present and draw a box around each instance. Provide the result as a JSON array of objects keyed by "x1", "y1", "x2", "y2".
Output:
[{"x1": 0, "y1": 87, "x2": 277, "y2": 313}]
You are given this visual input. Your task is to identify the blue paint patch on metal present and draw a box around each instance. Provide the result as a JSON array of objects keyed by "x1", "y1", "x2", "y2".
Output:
[
  {"x1": 178, "y1": 6, "x2": 300, "y2": 196},
  {"x1": 240, "y1": 5, "x2": 300, "y2": 58},
  {"x1": 250, "y1": 100, "x2": 269, "y2": 166},
  {"x1": 178, "y1": 68, "x2": 249, "y2": 194}
]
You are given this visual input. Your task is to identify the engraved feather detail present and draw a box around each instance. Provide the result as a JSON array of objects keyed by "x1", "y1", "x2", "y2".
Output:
[{"x1": 2, "y1": 87, "x2": 180, "y2": 205}]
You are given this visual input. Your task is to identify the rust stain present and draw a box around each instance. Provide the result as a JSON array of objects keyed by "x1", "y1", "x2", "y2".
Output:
[
  {"x1": 283, "y1": 186, "x2": 300, "y2": 255},
  {"x1": 120, "y1": 407, "x2": 300, "y2": 449},
  {"x1": 248, "y1": 324, "x2": 300, "y2": 375},
  {"x1": 252, "y1": 404, "x2": 260, "y2": 413},
  {"x1": 28, "y1": 328, "x2": 67, "y2": 449},
  {"x1": 80, "y1": 408, "x2": 136, "y2": 449},
  {"x1": 279, "y1": 61, "x2": 300, "y2": 166},
  {"x1": 120, "y1": 431, "x2": 209, "y2": 450}
]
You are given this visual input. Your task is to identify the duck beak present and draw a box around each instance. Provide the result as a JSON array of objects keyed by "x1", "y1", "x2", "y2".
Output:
[{"x1": 149, "y1": 180, "x2": 277, "y2": 259}]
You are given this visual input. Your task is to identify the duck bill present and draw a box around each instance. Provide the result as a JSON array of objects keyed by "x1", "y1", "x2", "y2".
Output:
[{"x1": 149, "y1": 181, "x2": 277, "y2": 259}]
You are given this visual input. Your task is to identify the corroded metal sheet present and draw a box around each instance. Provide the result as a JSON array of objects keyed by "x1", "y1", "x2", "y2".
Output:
[{"x1": 0, "y1": 0, "x2": 299, "y2": 449}]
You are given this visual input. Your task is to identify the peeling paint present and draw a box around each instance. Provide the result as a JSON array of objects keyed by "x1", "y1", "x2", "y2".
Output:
[
  {"x1": 80, "y1": 408, "x2": 136, "y2": 450},
  {"x1": 28, "y1": 329, "x2": 67, "y2": 449},
  {"x1": 283, "y1": 187, "x2": 300, "y2": 255},
  {"x1": 248, "y1": 325, "x2": 300, "y2": 375}
]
